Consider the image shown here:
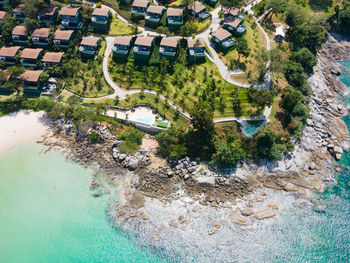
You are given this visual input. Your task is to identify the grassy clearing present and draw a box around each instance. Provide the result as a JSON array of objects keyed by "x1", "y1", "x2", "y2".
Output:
[
  {"x1": 65, "y1": 40, "x2": 113, "y2": 98},
  {"x1": 108, "y1": 40, "x2": 256, "y2": 118},
  {"x1": 109, "y1": 14, "x2": 135, "y2": 35}
]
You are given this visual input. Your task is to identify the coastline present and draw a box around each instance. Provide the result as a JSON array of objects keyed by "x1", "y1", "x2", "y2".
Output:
[
  {"x1": 0, "y1": 110, "x2": 50, "y2": 155},
  {"x1": 0, "y1": 36, "x2": 348, "y2": 262}
]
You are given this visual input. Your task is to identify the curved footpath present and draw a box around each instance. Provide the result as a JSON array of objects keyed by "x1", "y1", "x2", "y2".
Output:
[{"x1": 77, "y1": 1, "x2": 272, "y2": 123}]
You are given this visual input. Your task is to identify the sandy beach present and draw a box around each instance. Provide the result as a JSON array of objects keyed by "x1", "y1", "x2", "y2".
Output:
[{"x1": 0, "y1": 110, "x2": 49, "y2": 154}]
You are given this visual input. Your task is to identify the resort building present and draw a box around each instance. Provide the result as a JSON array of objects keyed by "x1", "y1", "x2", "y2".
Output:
[
  {"x1": 53, "y1": 29, "x2": 74, "y2": 50},
  {"x1": 159, "y1": 37, "x2": 178, "y2": 61},
  {"x1": 37, "y1": 6, "x2": 59, "y2": 24},
  {"x1": 59, "y1": 6, "x2": 82, "y2": 30},
  {"x1": 223, "y1": 7, "x2": 239, "y2": 21},
  {"x1": 112, "y1": 36, "x2": 133, "y2": 58},
  {"x1": 222, "y1": 18, "x2": 246, "y2": 36},
  {"x1": 79, "y1": 36, "x2": 101, "y2": 57},
  {"x1": 92, "y1": 8, "x2": 111, "y2": 32},
  {"x1": 12, "y1": 25, "x2": 28, "y2": 46},
  {"x1": 42, "y1": 52, "x2": 64, "y2": 68},
  {"x1": 167, "y1": 8, "x2": 183, "y2": 31},
  {"x1": 20, "y1": 70, "x2": 43, "y2": 93},
  {"x1": 20, "y1": 48, "x2": 43, "y2": 68},
  {"x1": 13, "y1": 4, "x2": 25, "y2": 21},
  {"x1": 274, "y1": 25, "x2": 286, "y2": 43},
  {"x1": 31, "y1": 28, "x2": 51, "y2": 48},
  {"x1": 210, "y1": 27, "x2": 235, "y2": 50},
  {"x1": 145, "y1": 5, "x2": 165, "y2": 27},
  {"x1": 131, "y1": 0, "x2": 150, "y2": 19},
  {"x1": 133, "y1": 36, "x2": 154, "y2": 62},
  {"x1": 187, "y1": 37, "x2": 206, "y2": 62},
  {"x1": 0, "y1": 11, "x2": 6, "y2": 25},
  {"x1": 188, "y1": 1, "x2": 211, "y2": 20},
  {"x1": 0, "y1": 46, "x2": 21, "y2": 65}
]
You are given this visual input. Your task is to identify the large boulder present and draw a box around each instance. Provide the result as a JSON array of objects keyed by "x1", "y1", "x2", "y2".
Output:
[
  {"x1": 127, "y1": 158, "x2": 139, "y2": 171},
  {"x1": 253, "y1": 209, "x2": 277, "y2": 220},
  {"x1": 194, "y1": 176, "x2": 215, "y2": 187}
]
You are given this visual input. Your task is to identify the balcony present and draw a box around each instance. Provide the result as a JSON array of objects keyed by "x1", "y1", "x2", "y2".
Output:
[
  {"x1": 221, "y1": 38, "x2": 235, "y2": 49},
  {"x1": 92, "y1": 16, "x2": 108, "y2": 24},
  {"x1": 79, "y1": 46, "x2": 96, "y2": 56},
  {"x1": 20, "y1": 59, "x2": 37, "y2": 67},
  {"x1": 189, "y1": 48, "x2": 205, "y2": 57},
  {"x1": 131, "y1": 8, "x2": 146, "y2": 17},
  {"x1": 159, "y1": 46, "x2": 176, "y2": 56},
  {"x1": 61, "y1": 19, "x2": 83, "y2": 29},
  {"x1": 134, "y1": 46, "x2": 151, "y2": 56}
]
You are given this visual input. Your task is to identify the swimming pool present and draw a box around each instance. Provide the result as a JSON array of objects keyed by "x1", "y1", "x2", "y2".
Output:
[
  {"x1": 130, "y1": 116, "x2": 154, "y2": 126},
  {"x1": 240, "y1": 120, "x2": 266, "y2": 137}
]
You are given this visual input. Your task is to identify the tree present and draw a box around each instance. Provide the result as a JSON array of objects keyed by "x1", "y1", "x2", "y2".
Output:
[
  {"x1": 214, "y1": 139, "x2": 246, "y2": 167},
  {"x1": 266, "y1": 0, "x2": 288, "y2": 19},
  {"x1": 220, "y1": 0, "x2": 243, "y2": 10},
  {"x1": 280, "y1": 90, "x2": 303, "y2": 112},
  {"x1": 235, "y1": 38, "x2": 250, "y2": 60},
  {"x1": 39, "y1": 72, "x2": 49, "y2": 83},
  {"x1": 293, "y1": 47, "x2": 317, "y2": 74},
  {"x1": 284, "y1": 62, "x2": 306, "y2": 87},
  {"x1": 286, "y1": 3, "x2": 308, "y2": 28},
  {"x1": 23, "y1": 0, "x2": 38, "y2": 19}
]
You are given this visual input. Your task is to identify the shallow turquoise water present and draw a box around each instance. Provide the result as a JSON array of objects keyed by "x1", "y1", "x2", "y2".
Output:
[{"x1": 0, "y1": 143, "x2": 167, "y2": 263}]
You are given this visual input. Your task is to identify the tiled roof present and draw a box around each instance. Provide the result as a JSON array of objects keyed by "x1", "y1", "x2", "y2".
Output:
[
  {"x1": 113, "y1": 36, "x2": 133, "y2": 46},
  {"x1": 187, "y1": 38, "x2": 205, "y2": 48},
  {"x1": 54, "y1": 29, "x2": 74, "y2": 40},
  {"x1": 20, "y1": 48, "x2": 43, "y2": 59},
  {"x1": 59, "y1": 6, "x2": 80, "y2": 16},
  {"x1": 167, "y1": 8, "x2": 183, "y2": 16},
  {"x1": 92, "y1": 8, "x2": 110, "y2": 16},
  {"x1": 12, "y1": 25, "x2": 27, "y2": 36},
  {"x1": 223, "y1": 8, "x2": 239, "y2": 17},
  {"x1": 31, "y1": 28, "x2": 50, "y2": 38},
  {"x1": 0, "y1": 11, "x2": 6, "y2": 19},
  {"x1": 80, "y1": 36, "x2": 100, "y2": 46},
  {"x1": 0, "y1": 46, "x2": 21, "y2": 57},
  {"x1": 146, "y1": 5, "x2": 165, "y2": 14},
  {"x1": 223, "y1": 18, "x2": 242, "y2": 28},
  {"x1": 132, "y1": 0, "x2": 149, "y2": 8},
  {"x1": 160, "y1": 37, "x2": 178, "y2": 48},
  {"x1": 189, "y1": 1, "x2": 206, "y2": 13},
  {"x1": 211, "y1": 27, "x2": 231, "y2": 41},
  {"x1": 13, "y1": 4, "x2": 24, "y2": 13},
  {"x1": 20, "y1": 70, "x2": 43, "y2": 82},
  {"x1": 42, "y1": 52, "x2": 64, "y2": 63},
  {"x1": 134, "y1": 36, "x2": 154, "y2": 46}
]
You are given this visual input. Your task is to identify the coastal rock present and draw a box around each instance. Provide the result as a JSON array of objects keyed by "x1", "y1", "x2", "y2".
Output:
[
  {"x1": 169, "y1": 219, "x2": 179, "y2": 228},
  {"x1": 267, "y1": 202, "x2": 278, "y2": 208},
  {"x1": 118, "y1": 153, "x2": 127, "y2": 162},
  {"x1": 208, "y1": 228, "x2": 216, "y2": 235},
  {"x1": 230, "y1": 211, "x2": 247, "y2": 226},
  {"x1": 126, "y1": 158, "x2": 139, "y2": 171},
  {"x1": 253, "y1": 209, "x2": 277, "y2": 220},
  {"x1": 240, "y1": 207, "x2": 254, "y2": 216},
  {"x1": 112, "y1": 140, "x2": 123, "y2": 148},
  {"x1": 194, "y1": 176, "x2": 215, "y2": 187}
]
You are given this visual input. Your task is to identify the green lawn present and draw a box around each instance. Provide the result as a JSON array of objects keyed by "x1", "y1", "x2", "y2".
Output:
[
  {"x1": 108, "y1": 42, "x2": 256, "y2": 118},
  {"x1": 109, "y1": 14, "x2": 135, "y2": 35}
]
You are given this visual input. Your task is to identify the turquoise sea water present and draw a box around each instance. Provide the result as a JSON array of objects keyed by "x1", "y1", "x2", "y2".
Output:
[{"x1": 0, "y1": 143, "x2": 167, "y2": 263}]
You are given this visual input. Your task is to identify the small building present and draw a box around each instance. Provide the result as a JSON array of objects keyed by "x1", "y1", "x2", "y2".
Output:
[
  {"x1": 0, "y1": 11, "x2": 6, "y2": 25},
  {"x1": 79, "y1": 36, "x2": 101, "y2": 57},
  {"x1": 13, "y1": 4, "x2": 25, "y2": 21},
  {"x1": 20, "y1": 48, "x2": 43, "y2": 67},
  {"x1": 145, "y1": 5, "x2": 165, "y2": 27},
  {"x1": 31, "y1": 28, "x2": 51, "y2": 48},
  {"x1": 112, "y1": 36, "x2": 133, "y2": 58},
  {"x1": 274, "y1": 25, "x2": 286, "y2": 43},
  {"x1": 53, "y1": 29, "x2": 74, "y2": 50},
  {"x1": 189, "y1": 1, "x2": 211, "y2": 20},
  {"x1": 159, "y1": 37, "x2": 178, "y2": 61},
  {"x1": 133, "y1": 36, "x2": 154, "y2": 62},
  {"x1": 59, "y1": 6, "x2": 82, "y2": 30},
  {"x1": 222, "y1": 18, "x2": 246, "y2": 36},
  {"x1": 187, "y1": 37, "x2": 206, "y2": 62},
  {"x1": 92, "y1": 8, "x2": 111, "y2": 32},
  {"x1": 0, "y1": 46, "x2": 21, "y2": 65},
  {"x1": 37, "y1": 6, "x2": 59, "y2": 24},
  {"x1": 42, "y1": 52, "x2": 64, "y2": 68},
  {"x1": 131, "y1": 0, "x2": 150, "y2": 19},
  {"x1": 12, "y1": 25, "x2": 28, "y2": 46},
  {"x1": 204, "y1": 0, "x2": 218, "y2": 7},
  {"x1": 20, "y1": 70, "x2": 43, "y2": 94},
  {"x1": 223, "y1": 7, "x2": 241, "y2": 22},
  {"x1": 211, "y1": 27, "x2": 235, "y2": 50},
  {"x1": 167, "y1": 8, "x2": 183, "y2": 31}
]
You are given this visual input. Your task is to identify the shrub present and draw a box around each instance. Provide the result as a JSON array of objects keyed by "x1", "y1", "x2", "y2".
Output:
[{"x1": 89, "y1": 131, "x2": 99, "y2": 143}]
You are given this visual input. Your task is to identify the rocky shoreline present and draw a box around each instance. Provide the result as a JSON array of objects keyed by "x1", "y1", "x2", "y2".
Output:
[{"x1": 40, "y1": 36, "x2": 349, "y2": 236}]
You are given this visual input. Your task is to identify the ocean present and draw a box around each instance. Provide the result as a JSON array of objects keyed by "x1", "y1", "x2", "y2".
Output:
[{"x1": 0, "y1": 66, "x2": 349, "y2": 262}]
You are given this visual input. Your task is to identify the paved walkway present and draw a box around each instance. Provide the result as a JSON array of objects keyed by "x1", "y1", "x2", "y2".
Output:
[{"x1": 73, "y1": 2, "x2": 273, "y2": 123}]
